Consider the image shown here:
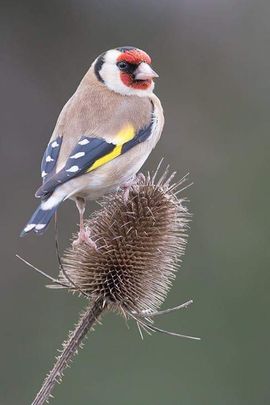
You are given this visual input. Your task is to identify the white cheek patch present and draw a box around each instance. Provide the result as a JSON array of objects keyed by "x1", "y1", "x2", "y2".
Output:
[{"x1": 99, "y1": 61, "x2": 126, "y2": 94}]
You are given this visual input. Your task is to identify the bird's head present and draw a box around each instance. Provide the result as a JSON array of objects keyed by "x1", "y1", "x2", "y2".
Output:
[{"x1": 93, "y1": 46, "x2": 158, "y2": 97}]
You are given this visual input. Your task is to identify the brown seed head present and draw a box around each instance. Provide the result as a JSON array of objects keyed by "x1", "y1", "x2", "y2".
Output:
[{"x1": 61, "y1": 167, "x2": 191, "y2": 315}]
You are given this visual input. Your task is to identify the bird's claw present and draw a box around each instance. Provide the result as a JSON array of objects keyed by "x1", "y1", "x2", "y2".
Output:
[
  {"x1": 122, "y1": 173, "x2": 145, "y2": 203},
  {"x1": 73, "y1": 227, "x2": 97, "y2": 250},
  {"x1": 136, "y1": 172, "x2": 145, "y2": 183},
  {"x1": 123, "y1": 187, "x2": 130, "y2": 203}
]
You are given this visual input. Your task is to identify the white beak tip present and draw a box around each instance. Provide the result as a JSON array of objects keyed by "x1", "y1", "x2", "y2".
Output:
[{"x1": 134, "y1": 63, "x2": 159, "y2": 81}]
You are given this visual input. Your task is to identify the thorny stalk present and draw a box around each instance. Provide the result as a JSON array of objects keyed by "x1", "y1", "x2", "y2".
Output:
[{"x1": 31, "y1": 299, "x2": 105, "y2": 405}]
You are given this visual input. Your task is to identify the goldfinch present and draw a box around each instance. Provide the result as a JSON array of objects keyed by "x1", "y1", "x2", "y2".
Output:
[{"x1": 21, "y1": 46, "x2": 164, "y2": 245}]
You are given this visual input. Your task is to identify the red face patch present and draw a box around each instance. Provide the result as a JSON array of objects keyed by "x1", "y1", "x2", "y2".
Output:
[
  {"x1": 117, "y1": 48, "x2": 152, "y2": 90},
  {"x1": 117, "y1": 49, "x2": 152, "y2": 65},
  {"x1": 120, "y1": 72, "x2": 152, "y2": 90}
]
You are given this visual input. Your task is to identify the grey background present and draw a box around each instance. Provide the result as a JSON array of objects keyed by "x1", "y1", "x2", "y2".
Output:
[{"x1": 1, "y1": 1, "x2": 270, "y2": 404}]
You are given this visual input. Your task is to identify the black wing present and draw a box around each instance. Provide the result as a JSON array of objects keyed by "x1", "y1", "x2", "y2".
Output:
[{"x1": 36, "y1": 119, "x2": 154, "y2": 199}]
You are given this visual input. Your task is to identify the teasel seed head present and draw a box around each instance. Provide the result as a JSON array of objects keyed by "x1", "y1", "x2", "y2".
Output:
[{"x1": 61, "y1": 166, "x2": 191, "y2": 316}]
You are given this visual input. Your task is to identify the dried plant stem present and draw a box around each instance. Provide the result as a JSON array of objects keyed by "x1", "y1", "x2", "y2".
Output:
[{"x1": 32, "y1": 299, "x2": 105, "y2": 405}]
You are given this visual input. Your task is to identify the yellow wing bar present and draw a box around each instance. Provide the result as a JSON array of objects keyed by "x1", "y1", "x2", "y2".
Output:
[
  {"x1": 113, "y1": 124, "x2": 135, "y2": 145},
  {"x1": 87, "y1": 124, "x2": 135, "y2": 172},
  {"x1": 87, "y1": 144, "x2": 122, "y2": 172}
]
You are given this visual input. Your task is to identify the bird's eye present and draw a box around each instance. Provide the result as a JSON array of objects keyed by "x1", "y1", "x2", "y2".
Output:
[{"x1": 117, "y1": 61, "x2": 128, "y2": 71}]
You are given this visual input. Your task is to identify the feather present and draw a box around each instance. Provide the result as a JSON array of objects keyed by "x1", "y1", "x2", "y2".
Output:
[
  {"x1": 36, "y1": 119, "x2": 154, "y2": 199},
  {"x1": 40, "y1": 136, "x2": 62, "y2": 182},
  {"x1": 20, "y1": 199, "x2": 62, "y2": 236}
]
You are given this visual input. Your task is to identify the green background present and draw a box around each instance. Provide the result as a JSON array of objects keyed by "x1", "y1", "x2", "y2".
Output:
[{"x1": 1, "y1": 1, "x2": 269, "y2": 404}]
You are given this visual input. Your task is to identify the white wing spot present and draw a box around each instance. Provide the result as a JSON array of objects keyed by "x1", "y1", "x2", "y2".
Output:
[
  {"x1": 70, "y1": 152, "x2": 85, "y2": 159},
  {"x1": 51, "y1": 141, "x2": 59, "y2": 148},
  {"x1": 78, "y1": 139, "x2": 89, "y2": 145},
  {"x1": 46, "y1": 155, "x2": 54, "y2": 162},
  {"x1": 35, "y1": 224, "x2": 46, "y2": 231},
  {"x1": 24, "y1": 224, "x2": 36, "y2": 232},
  {"x1": 66, "y1": 165, "x2": 79, "y2": 173},
  {"x1": 41, "y1": 170, "x2": 47, "y2": 178}
]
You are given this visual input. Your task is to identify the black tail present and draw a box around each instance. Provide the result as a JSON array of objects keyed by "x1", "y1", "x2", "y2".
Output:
[{"x1": 20, "y1": 202, "x2": 60, "y2": 237}]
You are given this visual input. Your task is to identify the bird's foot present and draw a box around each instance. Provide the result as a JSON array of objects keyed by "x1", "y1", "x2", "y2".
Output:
[
  {"x1": 122, "y1": 179, "x2": 134, "y2": 203},
  {"x1": 122, "y1": 185, "x2": 131, "y2": 203},
  {"x1": 136, "y1": 172, "x2": 145, "y2": 184},
  {"x1": 73, "y1": 227, "x2": 97, "y2": 250},
  {"x1": 122, "y1": 173, "x2": 145, "y2": 203}
]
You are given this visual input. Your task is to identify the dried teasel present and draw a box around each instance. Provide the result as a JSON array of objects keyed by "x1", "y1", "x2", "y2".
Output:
[
  {"x1": 61, "y1": 166, "x2": 190, "y2": 317},
  {"x1": 18, "y1": 164, "x2": 199, "y2": 405}
]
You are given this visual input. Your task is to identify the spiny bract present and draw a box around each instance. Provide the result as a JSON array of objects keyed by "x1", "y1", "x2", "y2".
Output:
[{"x1": 61, "y1": 166, "x2": 190, "y2": 315}]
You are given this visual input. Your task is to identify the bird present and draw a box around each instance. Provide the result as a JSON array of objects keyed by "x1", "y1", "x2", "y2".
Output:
[{"x1": 21, "y1": 46, "x2": 164, "y2": 246}]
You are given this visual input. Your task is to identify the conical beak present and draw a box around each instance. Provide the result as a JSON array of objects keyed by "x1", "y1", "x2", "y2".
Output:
[{"x1": 134, "y1": 62, "x2": 159, "y2": 81}]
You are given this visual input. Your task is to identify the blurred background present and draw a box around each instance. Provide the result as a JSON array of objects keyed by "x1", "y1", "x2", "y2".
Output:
[{"x1": 1, "y1": 1, "x2": 270, "y2": 404}]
